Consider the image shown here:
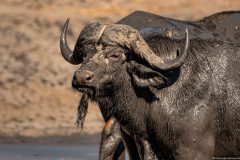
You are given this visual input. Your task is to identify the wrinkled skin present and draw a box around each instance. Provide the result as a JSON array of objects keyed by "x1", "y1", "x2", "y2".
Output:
[{"x1": 74, "y1": 12, "x2": 240, "y2": 159}]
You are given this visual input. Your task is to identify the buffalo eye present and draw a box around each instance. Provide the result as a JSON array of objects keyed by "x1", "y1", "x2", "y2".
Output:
[{"x1": 108, "y1": 52, "x2": 121, "y2": 61}]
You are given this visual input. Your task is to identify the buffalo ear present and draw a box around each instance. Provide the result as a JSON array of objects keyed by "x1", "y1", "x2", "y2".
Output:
[{"x1": 127, "y1": 61, "x2": 168, "y2": 89}]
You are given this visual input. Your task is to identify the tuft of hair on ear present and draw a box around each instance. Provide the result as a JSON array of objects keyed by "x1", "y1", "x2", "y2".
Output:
[
  {"x1": 127, "y1": 61, "x2": 168, "y2": 89},
  {"x1": 76, "y1": 94, "x2": 89, "y2": 130}
]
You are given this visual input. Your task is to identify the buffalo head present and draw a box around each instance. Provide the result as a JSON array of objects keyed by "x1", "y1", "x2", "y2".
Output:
[{"x1": 60, "y1": 19, "x2": 189, "y2": 98}]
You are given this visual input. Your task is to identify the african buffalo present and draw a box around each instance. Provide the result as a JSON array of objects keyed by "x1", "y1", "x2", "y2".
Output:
[{"x1": 63, "y1": 11, "x2": 240, "y2": 160}]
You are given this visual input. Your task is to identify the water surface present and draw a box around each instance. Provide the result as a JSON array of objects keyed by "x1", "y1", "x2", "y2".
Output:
[{"x1": 0, "y1": 144, "x2": 99, "y2": 160}]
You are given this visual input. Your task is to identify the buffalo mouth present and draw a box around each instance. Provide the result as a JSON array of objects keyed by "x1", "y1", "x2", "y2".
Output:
[{"x1": 72, "y1": 83, "x2": 96, "y2": 98}]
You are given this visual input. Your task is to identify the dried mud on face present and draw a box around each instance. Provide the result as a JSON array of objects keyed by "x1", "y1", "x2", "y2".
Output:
[{"x1": 0, "y1": 0, "x2": 240, "y2": 143}]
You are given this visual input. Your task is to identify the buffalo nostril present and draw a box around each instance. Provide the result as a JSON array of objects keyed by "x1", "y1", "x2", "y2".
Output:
[
  {"x1": 73, "y1": 74, "x2": 77, "y2": 80},
  {"x1": 84, "y1": 72, "x2": 94, "y2": 82},
  {"x1": 86, "y1": 77, "x2": 91, "y2": 81},
  {"x1": 72, "y1": 73, "x2": 78, "y2": 86}
]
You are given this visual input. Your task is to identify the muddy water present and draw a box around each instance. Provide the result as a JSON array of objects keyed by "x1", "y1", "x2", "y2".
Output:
[{"x1": 0, "y1": 144, "x2": 99, "y2": 160}]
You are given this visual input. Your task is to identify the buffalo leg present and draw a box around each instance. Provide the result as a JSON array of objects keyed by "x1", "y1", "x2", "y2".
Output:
[
  {"x1": 120, "y1": 127, "x2": 141, "y2": 160},
  {"x1": 99, "y1": 118, "x2": 125, "y2": 160},
  {"x1": 136, "y1": 138, "x2": 155, "y2": 160}
]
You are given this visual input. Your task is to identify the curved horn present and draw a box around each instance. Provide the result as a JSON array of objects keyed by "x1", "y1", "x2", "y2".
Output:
[
  {"x1": 60, "y1": 18, "x2": 82, "y2": 65},
  {"x1": 151, "y1": 28, "x2": 189, "y2": 71},
  {"x1": 128, "y1": 28, "x2": 189, "y2": 71}
]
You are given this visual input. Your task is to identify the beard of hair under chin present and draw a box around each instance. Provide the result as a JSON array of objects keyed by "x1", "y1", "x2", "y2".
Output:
[{"x1": 76, "y1": 94, "x2": 89, "y2": 130}]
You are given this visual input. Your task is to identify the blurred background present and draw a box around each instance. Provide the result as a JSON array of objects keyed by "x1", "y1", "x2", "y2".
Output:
[{"x1": 0, "y1": 0, "x2": 240, "y2": 159}]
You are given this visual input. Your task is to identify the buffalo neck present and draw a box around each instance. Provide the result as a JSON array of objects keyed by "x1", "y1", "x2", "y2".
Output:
[{"x1": 98, "y1": 68, "x2": 150, "y2": 138}]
